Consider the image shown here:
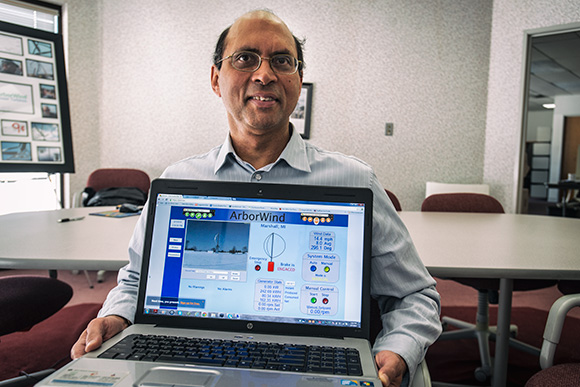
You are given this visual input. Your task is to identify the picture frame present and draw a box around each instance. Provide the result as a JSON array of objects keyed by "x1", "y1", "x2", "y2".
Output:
[
  {"x1": 290, "y1": 82, "x2": 313, "y2": 139},
  {"x1": 1, "y1": 119, "x2": 28, "y2": 137},
  {"x1": 0, "y1": 21, "x2": 74, "y2": 173}
]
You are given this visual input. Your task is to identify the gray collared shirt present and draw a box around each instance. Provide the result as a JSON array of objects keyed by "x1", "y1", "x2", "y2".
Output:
[{"x1": 98, "y1": 127, "x2": 441, "y2": 383}]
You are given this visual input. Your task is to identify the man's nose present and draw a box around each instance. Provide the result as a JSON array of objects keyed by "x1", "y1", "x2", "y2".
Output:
[{"x1": 252, "y1": 59, "x2": 277, "y2": 85}]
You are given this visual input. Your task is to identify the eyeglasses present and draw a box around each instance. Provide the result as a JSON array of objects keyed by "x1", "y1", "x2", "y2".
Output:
[{"x1": 217, "y1": 51, "x2": 302, "y2": 75}]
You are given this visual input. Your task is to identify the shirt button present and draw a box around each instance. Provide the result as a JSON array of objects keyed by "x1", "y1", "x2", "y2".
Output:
[{"x1": 254, "y1": 173, "x2": 262, "y2": 181}]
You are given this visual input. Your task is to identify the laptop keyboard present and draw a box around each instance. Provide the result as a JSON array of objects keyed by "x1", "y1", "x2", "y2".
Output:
[{"x1": 98, "y1": 334, "x2": 363, "y2": 376}]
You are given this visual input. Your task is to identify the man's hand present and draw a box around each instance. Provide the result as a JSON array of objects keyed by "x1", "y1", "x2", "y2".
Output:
[
  {"x1": 70, "y1": 315, "x2": 129, "y2": 359},
  {"x1": 375, "y1": 350, "x2": 407, "y2": 387}
]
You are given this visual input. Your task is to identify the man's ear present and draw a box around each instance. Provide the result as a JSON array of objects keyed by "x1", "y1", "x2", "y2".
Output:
[{"x1": 211, "y1": 65, "x2": 221, "y2": 97}]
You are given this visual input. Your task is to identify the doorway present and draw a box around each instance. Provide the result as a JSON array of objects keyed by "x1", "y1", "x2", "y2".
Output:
[
  {"x1": 561, "y1": 116, "x2": 580, "y2": 181},
  {"x1": 518, "y1": 23, "x2": 580, "y2": 216}
]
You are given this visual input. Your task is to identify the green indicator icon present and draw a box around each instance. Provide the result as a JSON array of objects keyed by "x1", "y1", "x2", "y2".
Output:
[
  {"x1": 311, "y1": 297, "x2": 317, "y2": 304},
  {"x1": 195, "y1": 213, "x2": 201, "y2": 219}
]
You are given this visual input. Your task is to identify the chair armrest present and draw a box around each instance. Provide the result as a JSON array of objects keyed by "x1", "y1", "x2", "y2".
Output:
[
  {"x1": 411, "y1": 359, "x2": 432, "y2": 387},
  {"x1": 540, "y1": 293, "x2": 580, "y2": 369}
]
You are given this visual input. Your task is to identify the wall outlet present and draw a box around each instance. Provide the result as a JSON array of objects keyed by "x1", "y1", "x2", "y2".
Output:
[{"x1": 385, "y1": 122, "x2": 394, "y2": 136}]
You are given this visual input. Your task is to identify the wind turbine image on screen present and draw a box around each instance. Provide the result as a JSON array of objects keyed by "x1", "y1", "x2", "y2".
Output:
[{"x1": 264, "y1": 232, "x2": 286, "y2": 272}]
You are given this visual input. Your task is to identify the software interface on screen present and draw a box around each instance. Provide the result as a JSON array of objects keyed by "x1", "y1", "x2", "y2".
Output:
[{"x1": 143, "y1": 192, "x2": 367, "y2": 328}]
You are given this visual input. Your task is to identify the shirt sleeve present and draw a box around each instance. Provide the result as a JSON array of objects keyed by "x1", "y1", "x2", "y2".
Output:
[
  {"x1": 369, "y1": 174, "x2": 442, "y2": 385},
  {"x1": 97, "y1": 204, "x2": 147, "y2": 323},
  {"x1": 96, "y1": 166, "x2": 183, "y2": 322}
]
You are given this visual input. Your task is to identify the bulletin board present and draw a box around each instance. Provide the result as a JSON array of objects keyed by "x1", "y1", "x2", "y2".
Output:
[{"x1": 0, "y1": 21, "x2": 74, "y2": 173}]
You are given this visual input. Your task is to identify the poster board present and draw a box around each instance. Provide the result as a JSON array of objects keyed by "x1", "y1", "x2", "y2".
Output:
[{"x1": 0, "y1": 21, "x2": 74, "y2": 173}]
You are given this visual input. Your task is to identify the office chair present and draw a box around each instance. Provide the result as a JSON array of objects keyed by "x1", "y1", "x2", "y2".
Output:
[
  {"x1": 525, "y1": 282, "x2": 580, "y2": 387},
  {"x1": 421, "y1": 192, "x2": 556, "y2": 382},
  {"x1": 385, "y1": 189, "x2": 402, "y2": 211},
  {"x1": 75, "y1": 168, "x2": 150, "y2": 285},
  {"x1": 425, "y1": 182, "x2": 490, "y2": 198},
  {"x1": 421, "y1": 192, "x2": 504, "y2": 214},
  {"x1": 82, "y1": 168, "x2": 150, "y2": 207},
  {"x1": 370, "y1": 299, "x2": 432, "y2": 387},
  {"x1": 0, "y1": 275, "x2": 73, "y2": 386}
]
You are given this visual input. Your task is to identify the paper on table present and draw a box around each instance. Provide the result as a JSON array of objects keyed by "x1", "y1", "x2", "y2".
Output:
[{"x1": 89, "y1": 210, "x2": 140, "y2": 218}]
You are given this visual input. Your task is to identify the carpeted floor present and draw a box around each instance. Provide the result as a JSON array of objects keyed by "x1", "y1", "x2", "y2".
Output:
[
  {"x1": 1, "y1": 270, "x2": 579, "y2": 386},
  {"x1": 430, "y1": 278, "x2": 580, "y2": 385},
  {"x1": 426, "y1": 305, "x2": 580, "y2": 386}
]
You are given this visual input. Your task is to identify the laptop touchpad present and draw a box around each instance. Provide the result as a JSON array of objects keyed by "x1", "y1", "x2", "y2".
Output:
[{"x1": 136, "y1": 367, "x2": 221, "y2": 387}]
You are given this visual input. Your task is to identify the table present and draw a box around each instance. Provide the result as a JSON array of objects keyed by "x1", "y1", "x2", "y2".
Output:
[
  {"x1": 398, "y1": 211, "x2": 580, "y2": 387},
  {"x1": 0, "y1": 207, "x2": 137, "y2": 272},
  {"x1": 2, "y1": 209, "x2": 578, "y2": 385}
]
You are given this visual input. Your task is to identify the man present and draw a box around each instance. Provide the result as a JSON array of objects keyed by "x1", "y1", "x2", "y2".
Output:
[{"x1": 71, "y1": 10, "x2": 441, "y2": 387}]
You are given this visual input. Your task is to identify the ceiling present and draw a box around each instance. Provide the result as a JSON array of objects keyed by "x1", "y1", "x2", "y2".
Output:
[{"x1": 527, "y1": 30, "x2": 580, "y2": 111}]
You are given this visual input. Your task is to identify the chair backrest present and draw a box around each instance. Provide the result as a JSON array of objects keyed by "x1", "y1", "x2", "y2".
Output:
[
  {"x1": 425, "y1": 181, "x2": 490, "y2": 198},
  {"x1": 86, "y1": 168, "x2": 151, "y2": 194},
  {"x1": 385, "y1": 189, "x2": 402, "y2": 211},
  {"x1": 0, "y1": 276, "x2": 72, "y2": 336},
  {"x1": 421, "y1": 192, "x2": 505, "y2": 214},
  {"x1": 557, "y1": 280, "x2": 580, "y2": 296}
]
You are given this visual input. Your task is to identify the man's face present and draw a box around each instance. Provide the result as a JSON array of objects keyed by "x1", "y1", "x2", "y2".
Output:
[{"x1": 211, "y1": 16, "x2": 303, "y2": 135}]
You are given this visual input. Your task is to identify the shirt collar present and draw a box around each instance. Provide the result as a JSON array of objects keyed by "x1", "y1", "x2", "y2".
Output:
[
  {"x1": 214, "y1": 134, "x2": 237, "y2": 174},
  {"x1": 279, "y1": 124, "x2": 312, "y2": 173},
  {"x1": 213, "y1": 124, "x2": 311, "y2": 174}
]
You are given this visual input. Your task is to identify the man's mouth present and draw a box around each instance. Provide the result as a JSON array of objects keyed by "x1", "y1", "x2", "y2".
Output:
[{"x1": 251, "y1": 96, "x2": 276, "y2": 102}]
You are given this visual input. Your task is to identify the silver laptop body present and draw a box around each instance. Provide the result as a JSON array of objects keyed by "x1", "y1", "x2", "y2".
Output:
[{"x1": 37, "y1": 179, "x2": 380, "y2": 387}]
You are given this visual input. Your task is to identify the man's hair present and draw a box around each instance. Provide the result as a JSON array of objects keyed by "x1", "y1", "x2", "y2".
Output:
[{"x1": 212, "y1": 25, "x2": 305, "y2": 75}]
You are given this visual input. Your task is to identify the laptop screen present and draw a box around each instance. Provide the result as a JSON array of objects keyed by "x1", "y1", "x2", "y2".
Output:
[{"x1": 136, "y1": 180, "x2": 373, "y2": 339}]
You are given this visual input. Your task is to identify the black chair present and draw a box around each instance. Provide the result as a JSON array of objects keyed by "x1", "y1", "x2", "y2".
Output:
[
  {"x1": 0, "y1": 275, "x2": 73, "y2": 386},
  {"x1": 525, "y1": 281, "x2": 580, "y2": 386},
  {"x1": 421, "y1": 193, "x2": 556, "y2": 382}
]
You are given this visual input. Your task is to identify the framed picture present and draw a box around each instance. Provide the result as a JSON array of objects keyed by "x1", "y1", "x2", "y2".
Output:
[
  {"x1": 40, "y1": 83, "x2": 56, "y2": 99},
  {"x1": 290, "y1": 82, "x2": 313, "y2": 139},
  {"x1": 0, "y1": 57, "x2": 23, "y2": 75},
  {"x1": 1, "y1": 119, "x2": 28, "y2": 137},
  {"x1": 0, "y1": 33, "x2": 23, "y2": 55},
  {"x1": 0, "y1": 21, "x2": 74, "y2": 173}
]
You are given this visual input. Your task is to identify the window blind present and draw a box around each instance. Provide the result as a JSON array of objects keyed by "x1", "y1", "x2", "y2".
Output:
[{"x1": 0, "y1": 0, "x2": 59, "y2": 33}]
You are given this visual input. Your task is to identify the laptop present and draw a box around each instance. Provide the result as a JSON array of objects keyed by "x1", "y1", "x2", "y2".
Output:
[{"x1": 38, "y1": 179, "x2": 380, "y2": 387}]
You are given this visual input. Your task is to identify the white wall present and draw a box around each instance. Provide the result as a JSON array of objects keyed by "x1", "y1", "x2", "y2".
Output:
[
  {"x1": 64, "y1": 0, "x2": 493, "y2": 210},
  {"x1": 526, "y1": 110, "x2": 553, "y2": 142},
  {"x1": 484, "y1": 0, "x2": 580, "y2": 212},
  {"x1": 62, "y1": 0, "x2": 102, "y2": 199}
]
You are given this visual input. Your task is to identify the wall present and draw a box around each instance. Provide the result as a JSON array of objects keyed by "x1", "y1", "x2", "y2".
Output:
[
  {"x1": 526, "y1": 110, "x2": 552, "y2": 142},
  {"x1": 484, "y1": 0, "x2": 580, "y2": 212},
  {"x1": 62, "y1": 0, "x2": 102, "y2": 198},
  {"x1": 61, "y1": 0, "x2": 493, "y2": 210}
]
